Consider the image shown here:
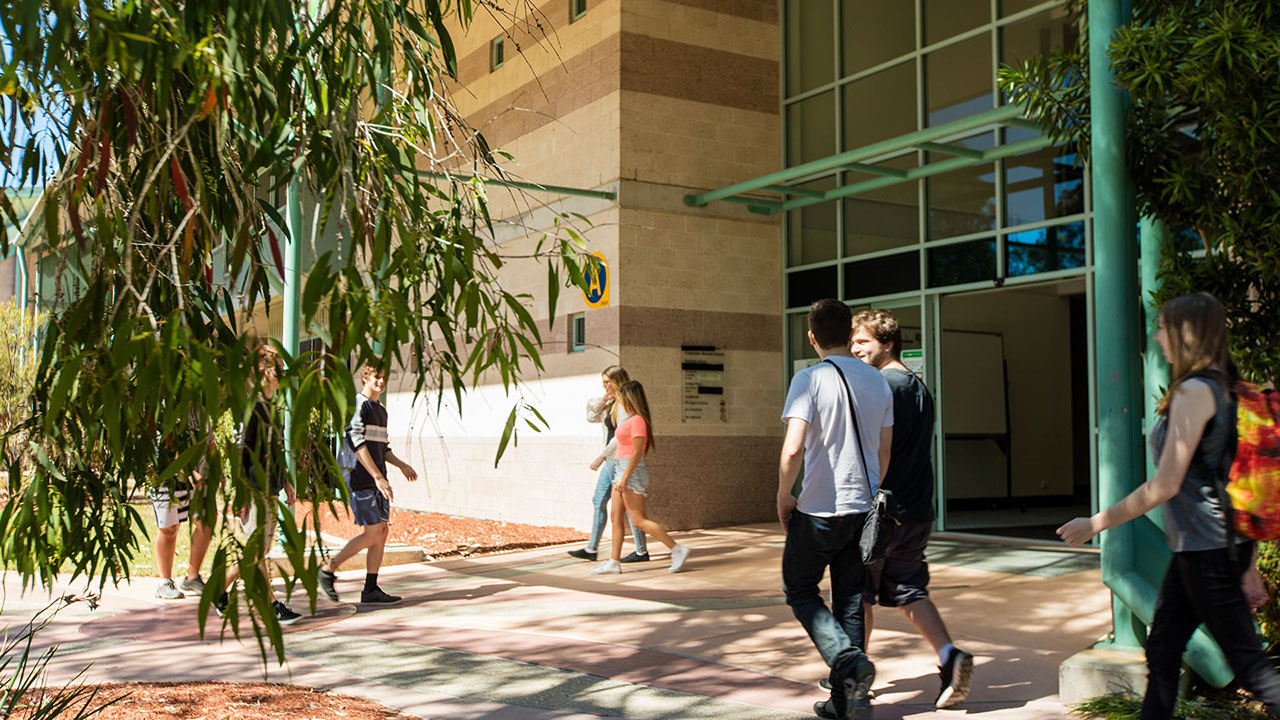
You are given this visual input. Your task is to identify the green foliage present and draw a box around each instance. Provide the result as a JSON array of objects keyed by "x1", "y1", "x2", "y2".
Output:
[
  {"x1": 1, "y1": 600, "x2": 119, "y2": 719},
  {"x1": 0, "y1": 0, "x2": 587, "y2": 662},
  {"x1": 0, "y1": 302, "x2": 43, "y2": 469},
  {"x1": 1254, "y1": 541, "x2": 1280, "y2": 647},
  {"x1": 999, "y1": 0, "x2": 1280, "y2": 385},
  {"x1": 1072, "y1": 692, "x2": 1270, "y2": 720}
]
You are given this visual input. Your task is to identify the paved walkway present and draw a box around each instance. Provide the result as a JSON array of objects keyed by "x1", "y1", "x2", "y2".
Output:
[{"x1": 1, "y1": 524, "x2": 1110, "y2": 719}]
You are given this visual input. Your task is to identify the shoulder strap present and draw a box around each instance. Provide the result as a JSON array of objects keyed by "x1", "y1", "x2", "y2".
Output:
[{"x1": 823, "y1": 359, "x2": 873, "y2": 494}]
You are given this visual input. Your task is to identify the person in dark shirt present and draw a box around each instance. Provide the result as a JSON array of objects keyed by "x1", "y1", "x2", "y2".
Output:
[
  {"x1": 318, "y1": 363, "x2": 418, "y2": 605},
  {"x1": 851, "y1": 309, "x2": 974, "y2": 711},
  {"x1": 215, "y1": 343, "x2": 301, "y2": 625}
]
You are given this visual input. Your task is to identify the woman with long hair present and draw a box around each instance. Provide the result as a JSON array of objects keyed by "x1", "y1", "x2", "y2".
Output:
[
  {"x1": 590, "y1": 380, "x2": 691, "y2": 575},
  {"x1": 1059, "y1": 293, "x2": 1280, "y2": 719},
  {"x1": 569, "y1": 366, "x2": 650, "y2": 562}
]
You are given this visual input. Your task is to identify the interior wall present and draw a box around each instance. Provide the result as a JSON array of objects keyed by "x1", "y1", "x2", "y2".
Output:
[{"x1": 941, "y1": 286, "x2": 1076, "y2": 499}]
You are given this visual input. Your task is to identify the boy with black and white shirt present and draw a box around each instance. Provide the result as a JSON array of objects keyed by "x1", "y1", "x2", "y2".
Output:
[{"x1": 318, "y1": 364, "x2": 418, "y2": 604}]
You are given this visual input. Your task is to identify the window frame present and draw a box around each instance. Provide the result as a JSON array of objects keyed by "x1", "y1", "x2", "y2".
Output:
[
  {"x1": 570, "y1": 313, "x2": 586, "y2": 353},
  {"x1": 570, "y1": 0, "x2": 587, "y2": 23},
  {"x1": 490, "y1": 35, "x2": 505, "y2": 71}
]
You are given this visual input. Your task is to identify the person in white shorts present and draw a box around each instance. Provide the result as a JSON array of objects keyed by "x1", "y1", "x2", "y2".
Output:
[{"x1": 151, "y1": 464, "x2": 213, "y2": 600}]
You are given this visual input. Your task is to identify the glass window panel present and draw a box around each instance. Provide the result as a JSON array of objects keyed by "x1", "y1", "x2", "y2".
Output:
[
  {"x1": 788, "y1": 266, "x2": 839, "y2": 309},
  {"x1": 842, "y1": 61, "x2": 916, "y2": 151},
  {"x1": 787, "y1": 177, "x2": 839, "y2": 267},
  {"x1": 790, "y1": 314, "x2": 820, "y2": 362},
  {"x1": 843, "y1": 251, "x2": 921, "y2": 299},
  {"x1": 924, "y1": 0, "x2": 989, "y2": 45},
  {"x1": 1004, "y1": 143, "x2": 1084, "y2": 226},
  {"x1": 1006, "y1": 221, "x2": 1086, "y2": 277},
  {"x1": 843, "y1": 155, "x2": 920, "y2": 255},
  {"x1": 928, "y1": 238, "x2": 996, "y2": 287},
  {"x1": 786, "y1": 0, "x2": 836, "y2": 96},
  {"x1": 926, "y1": 34, "x2": 994, "y2": 126},
  {"x1": 927, "y1": 132, "x2": 996, "y2": 239},
  {"x1": 787, "y1": 91, "x2": 836, "y2": 167},
  {"x1": 842, "y1": 0, "x2": 915, "y2": 75},
  {"x1": 1001, "y1": 8, "x2": 1077, "y2": 94}
]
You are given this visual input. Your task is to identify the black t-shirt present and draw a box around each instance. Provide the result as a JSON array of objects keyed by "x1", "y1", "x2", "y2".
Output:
[
  {"x1": 346, "y1": 394, "x2": 389, "y2": 492},
  {"x1": 881, "y1": 368, "x2": 935, "y2": 522},
  {"x1": 241, "y1": 401, "x2": 287, "y2": 494}
]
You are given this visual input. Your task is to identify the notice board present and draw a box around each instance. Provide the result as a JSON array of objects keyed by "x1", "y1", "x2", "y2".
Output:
[{"x1": 682, "y1": 345, "x2": 726, "y2": 423}]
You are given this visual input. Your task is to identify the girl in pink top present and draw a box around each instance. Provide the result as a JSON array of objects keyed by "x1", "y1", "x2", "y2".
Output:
[{"x1": 591, "y1": 380, "x2": 691, "y2": 575}]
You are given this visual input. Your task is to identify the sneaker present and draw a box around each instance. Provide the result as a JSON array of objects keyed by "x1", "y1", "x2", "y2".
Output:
[
  {"x1": 318, "y1": 567, "x2": 339, "y2": 602},
  {"x1": 590, "y1": 559, "x2": 621, "y2": 575},
  {"x1": 213, "y1": 593, "x2": 228, "y2": 618},
  {"x1": 668, "y1": 545, "x2": 691, "y2": 573},
  {"x1": 842, "y1": 655, "x2": 876, "y2": 720},
  {"x1": 620, "y1": 551, "x2": 649, "y2": 563},
  {"x1": 180, "y1": 574, "x2": 205, "y2": 594},
  {"x1": 568, "y1": 548, "x2": 597, "y2": 561},
  {"x1": 819, "y1": 678, "x2": 874, "y2": 699},
  {"x1": 155, "y1": 579, "x2": 184, "y2": 600},
  {"x1": 360, "y1": 587, "x2": 402, "y2": 605},
  {"x1": 273, "y1": 601, "x2": 302, "y2": 626},
  {"x1": 935, "y1": 648, "x2": 974, "y2": 709}
]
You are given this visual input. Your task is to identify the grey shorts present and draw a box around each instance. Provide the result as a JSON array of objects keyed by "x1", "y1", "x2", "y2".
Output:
[
  {"x1": 349, "y1": 488, "x2": 391, "y2": 526},
  {"x1": 863, "y1": 519, "x2": 932, "y2": 607},
  {"x1": 613, "y1": 458, "x2": 650, "y2": 495}
]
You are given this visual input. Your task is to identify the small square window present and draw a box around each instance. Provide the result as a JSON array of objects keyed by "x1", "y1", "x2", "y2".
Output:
[
  {"x1": 490, "y1": 36, "x2": 505, "y2": 71},
  {"x1": 570, "y1": 313, "x2": 586, "y2": 353},
  {"x1": 570, "y1": 0, "x2": 587, "y2": 22}
]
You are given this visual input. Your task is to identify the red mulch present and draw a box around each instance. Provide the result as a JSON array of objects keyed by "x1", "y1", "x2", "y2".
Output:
[
  {"x1": 298, "y1": 503, "x2": 586, "y2": 560},
  {"x1": 28, "y1": 682, "x2": 415, "y2": 719}
]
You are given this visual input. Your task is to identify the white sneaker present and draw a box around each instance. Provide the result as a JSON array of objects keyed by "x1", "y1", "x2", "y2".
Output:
[
  {"x1": 590, "y1": 559, "x2": 621, "y2": 575},
  {"x1": 669, "y1": 544, "x2": 691, "y2": 573}
]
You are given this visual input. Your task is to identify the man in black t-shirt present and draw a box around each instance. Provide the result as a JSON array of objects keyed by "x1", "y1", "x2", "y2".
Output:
[
  {"x1": 318, "y1": 363, "x2": 418, "y2": 605},
  {"x1": 851, "y1": 310, "x2": 974, "y2": 711}
]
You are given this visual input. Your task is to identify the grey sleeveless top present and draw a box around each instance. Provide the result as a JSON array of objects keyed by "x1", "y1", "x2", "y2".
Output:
[{"x1": 1151, "y1": 376, "x2": 1239, "y2": 552}]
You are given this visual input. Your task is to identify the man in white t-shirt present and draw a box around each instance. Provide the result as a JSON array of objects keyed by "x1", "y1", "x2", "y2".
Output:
[{"x1": 778, "y1": 298, "x2": 893, "y2": 720}]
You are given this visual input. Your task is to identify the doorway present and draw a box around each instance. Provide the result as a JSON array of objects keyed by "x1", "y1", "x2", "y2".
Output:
[{"x1": 937, "y1": 280, "x2": 1091, "y2": 540}]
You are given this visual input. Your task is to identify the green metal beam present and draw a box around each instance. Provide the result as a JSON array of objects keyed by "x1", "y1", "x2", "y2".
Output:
[
  {"x1": 916, "y1": 142, "x2": 984, "y2": 160},
  {"x1": 773, "y1": 135, "x2": 1053, "y2": 214},
  {"x1": 684, "y1": 104, "x2": 1025, "y2": 208},
  {"x1": 844, "y1": 163, "x2": 910, "y2": 178},
  {"x1": 762, "y1": 184, "x2": 824, "y2": 198},
  {"x1": 415, "y1": 170, "x2": 616, "y2": 201}
]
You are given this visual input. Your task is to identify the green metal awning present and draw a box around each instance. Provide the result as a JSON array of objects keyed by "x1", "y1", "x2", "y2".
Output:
[{"x1": 684, "y1": 105, "x2": 1049, "y2": 215}]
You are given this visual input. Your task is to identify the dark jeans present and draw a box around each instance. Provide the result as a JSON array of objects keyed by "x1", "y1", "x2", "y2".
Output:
[
  {"x1": 1142, "y1": 543, "x2": 1280, "y2": 719},
  {"x1": 783, "y1": 510, "x2": 870, "y2": 695}
]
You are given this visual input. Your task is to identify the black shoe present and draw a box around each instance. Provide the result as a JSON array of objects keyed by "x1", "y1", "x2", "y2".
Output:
[
  {"x1": 360, "y1": 587, "x2": 402, "y2": 605},
  {"x1": 841, "y1": 656, "x2": 876, "y2": 720},
  {"x1": 213, "y1": 593, "x2": 228, "y2": 618},
  {"x1": 318, "y1": 567, "x2": 339, "y2": 602},
  {"x1": 814, "y1": 699, "x2": 840, "y2": 719},
  {"x1": 935, "y1": 648, "x2": 974, "y2": 709},
  {"x1": 619, "y1": 551, "x2": 650, "y2": 563},
  {"x1": 273, "y1": 601, "x2": 302, "y2": 626},
  {"x1": 568, "y1": 548, "x2": 597, "y2": 561}
]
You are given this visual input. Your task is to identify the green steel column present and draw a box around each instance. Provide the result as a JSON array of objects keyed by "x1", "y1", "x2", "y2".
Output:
[
  {"x1": 1089, "y1": 0, "x2": 1145, "y2": 649},
  {"x1": 283, "y1": 181, "x2": 303, "y2": 356},
  {"x1": 1140, "y1": 217, "x2": 1170, "y2": 476}
]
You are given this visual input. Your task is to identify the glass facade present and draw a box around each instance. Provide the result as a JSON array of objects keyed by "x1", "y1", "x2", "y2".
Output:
[{"x1": 782, "y1": 1, "x2": 1088, "y2": 312}]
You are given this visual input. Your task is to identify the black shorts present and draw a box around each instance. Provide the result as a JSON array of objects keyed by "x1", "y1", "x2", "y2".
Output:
[
  {"x1": 863, "y1": 519, "x2": 932, "y2": 607},
  {"x1": 349, "y1": 488, "x2": 391, "y2": 526}
]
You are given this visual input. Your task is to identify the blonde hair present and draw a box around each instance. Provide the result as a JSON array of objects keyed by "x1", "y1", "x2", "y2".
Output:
[
  {"x1": 851, "y1": 308, "x2": 902, "y2": 358},
  {"x1": 248, "y1": 340, "x2": 281, "y2": 395},
  {"x1": 602, "y1": 365, "x2": 631, "y2": 424},
  {"x1": 617, "y1": 380, "x2": 655, "y2": 452},
  {"x1": 357, "y1": 362, "x2": 385, "y2": 385},
  {"x1": 1156, "y1": 293, "x2": 1232, "y2": 415}
]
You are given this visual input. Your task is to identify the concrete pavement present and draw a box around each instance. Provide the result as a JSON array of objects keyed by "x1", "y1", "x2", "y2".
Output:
[{"x1": 0, "y1": 523, "x2": 1110, "y2": 718}]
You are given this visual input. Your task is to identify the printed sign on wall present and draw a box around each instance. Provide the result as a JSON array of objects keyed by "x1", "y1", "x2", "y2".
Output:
[
  {"x1": 682, "y1": 345, "x2": 726, "y2": 423},
  {"x1": 583, "y1": 252, "x2": 610, "y2": 308}
]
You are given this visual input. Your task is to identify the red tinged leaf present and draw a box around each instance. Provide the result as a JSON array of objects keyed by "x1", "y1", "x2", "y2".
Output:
[
  {"x1": 118, "y1": 88, "x2": 138, "y2": 147},
  {"x1": 170, "y1": 155, "x2": 192, "y2": 209},
  {"x1": 204, "y1": 262, "x2": 213, "y2": 288},
  {"x1": 267, "y1": 226, "x2": 285, "y2": 277},
  {"x1": 181, "y1": 221, "x2": 194, "y2": 270},
  {"x1": 73, "y1": 133, "x2": 93, "y2": 187},
  {"x1": 198, "y1": 82, "x2": 218, "y2": 120},
  {"x1": 95, "y1": 134, "x2": 112, "y2": 195}
]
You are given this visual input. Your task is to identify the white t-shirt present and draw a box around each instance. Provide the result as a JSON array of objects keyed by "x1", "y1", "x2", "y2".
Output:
[{"x1": 782, "y1": 356, "x2": 894, "y2": 517}]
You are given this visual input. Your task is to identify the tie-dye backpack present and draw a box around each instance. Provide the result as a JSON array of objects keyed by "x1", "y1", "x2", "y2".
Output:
[{"x1": 1222, "y1": 381, "x2": 1280, "y2": 540}]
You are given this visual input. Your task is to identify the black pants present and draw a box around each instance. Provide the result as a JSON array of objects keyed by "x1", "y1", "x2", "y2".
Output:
[
  {"x1": 1142, "y1": 543, "x2": 1280, "y2": 719},
  {"x1": 782, "y1": 510, "x2": 869, "y2": 696}
]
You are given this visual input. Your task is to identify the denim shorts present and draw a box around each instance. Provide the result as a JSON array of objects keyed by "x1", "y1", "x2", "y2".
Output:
[
  {"x1": 349, "y1": 488, "x2": 391, "y2": 526},
  {"x1": 613, "y1": 457, "x2": 650, "y2": 495}
]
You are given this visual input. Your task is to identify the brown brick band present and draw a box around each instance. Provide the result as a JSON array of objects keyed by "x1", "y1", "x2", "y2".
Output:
[{"x1": 640, "y1": 434, "x2": 782, "y2": 530}]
